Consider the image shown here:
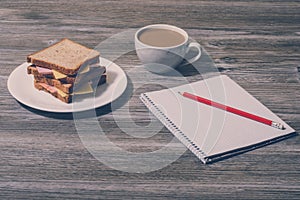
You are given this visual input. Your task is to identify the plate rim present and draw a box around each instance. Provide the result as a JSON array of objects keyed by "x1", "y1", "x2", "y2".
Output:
[{"x1": 7, "y1": 57, "x2": 127, "y2": 113}]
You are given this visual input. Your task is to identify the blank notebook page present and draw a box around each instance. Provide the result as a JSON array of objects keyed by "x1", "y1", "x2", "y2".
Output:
[{"x1": 140, "y1": 75, "x2": 295, "y2": 163}]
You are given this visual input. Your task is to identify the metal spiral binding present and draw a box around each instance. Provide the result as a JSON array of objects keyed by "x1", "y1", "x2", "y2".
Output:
[{"x1": 140, "y1": 93, "x2": 208, "y2": 163}]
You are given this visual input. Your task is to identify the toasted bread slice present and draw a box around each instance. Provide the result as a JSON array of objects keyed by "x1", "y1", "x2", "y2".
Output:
[
  {"x1": 27, "y1": 39, "x2": 100, "y2": 75},
  {"x1": 34, "y1": 74, "x2": 107, "y2": 94},
  {"x1": 34, "y1": 81, "x2": 72, "y2": 103},
  {"x1": 34, "y1": 76, "x2": 73, "y2": 94},
  {"x1": 33, "y1": 75, "x2": 107, "y2": 103},
  {"x1": 28, "y1": 65, "x2": 106, "y2": 84}
]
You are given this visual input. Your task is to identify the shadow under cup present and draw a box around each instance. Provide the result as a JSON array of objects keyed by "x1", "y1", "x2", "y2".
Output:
[{"x1": 135, "y1": 24, "x2": 201, "y2": 74}]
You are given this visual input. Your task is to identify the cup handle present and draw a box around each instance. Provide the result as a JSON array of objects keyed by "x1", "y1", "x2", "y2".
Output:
[{"x1": 185, "y1": 42, "x2": 202, "y2": 64}]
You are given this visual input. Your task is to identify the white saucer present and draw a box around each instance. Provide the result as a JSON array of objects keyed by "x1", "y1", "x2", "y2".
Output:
[{"x1": 7, "y1": 57, "x2": 127, "y2": 113}]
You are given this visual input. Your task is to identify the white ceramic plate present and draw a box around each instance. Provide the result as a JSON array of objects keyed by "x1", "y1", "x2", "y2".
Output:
[{"x1": 7, "y1": 57, "x2": 127, "y2": 113}]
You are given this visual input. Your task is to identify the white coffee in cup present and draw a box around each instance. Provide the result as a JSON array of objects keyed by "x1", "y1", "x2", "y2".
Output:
[
  {"x1": 138, "y1": 29, "x2": 186, "y2": 47},
  {"x1": 135, "y1": 24, "x2": 201, "y2": 74}
]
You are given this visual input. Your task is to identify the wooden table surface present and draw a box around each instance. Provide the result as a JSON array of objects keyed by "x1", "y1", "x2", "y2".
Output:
[{"x1": 1, "y1": 0, "x2": 299, "y2": 199}]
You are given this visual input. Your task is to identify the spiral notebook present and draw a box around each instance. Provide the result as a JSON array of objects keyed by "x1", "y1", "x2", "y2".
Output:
[{"x1": 140, "y1": 75, "x2": 295, "y2": 164}]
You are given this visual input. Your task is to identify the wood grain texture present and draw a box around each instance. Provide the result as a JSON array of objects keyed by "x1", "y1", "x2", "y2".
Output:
[{"x1": 0, "y1": 0, "x2": 299, "y2": 199}]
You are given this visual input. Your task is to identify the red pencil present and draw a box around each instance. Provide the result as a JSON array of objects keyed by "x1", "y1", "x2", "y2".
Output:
[{"x1": 178, "y1": 92, "x2": 284, "y2": 130}]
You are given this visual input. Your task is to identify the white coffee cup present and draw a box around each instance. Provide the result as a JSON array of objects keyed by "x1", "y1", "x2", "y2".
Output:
[{"x1": 135, "y1": 24, "x2": 201, "y2": 74}]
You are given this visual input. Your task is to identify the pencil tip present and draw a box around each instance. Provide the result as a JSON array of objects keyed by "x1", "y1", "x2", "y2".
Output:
[
  {"x1": 271, "y1": 122, "x2": 285, "y2": 130},
  {"x1": 178, "y1": 91, "x2": 183, "y2": 96}
]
